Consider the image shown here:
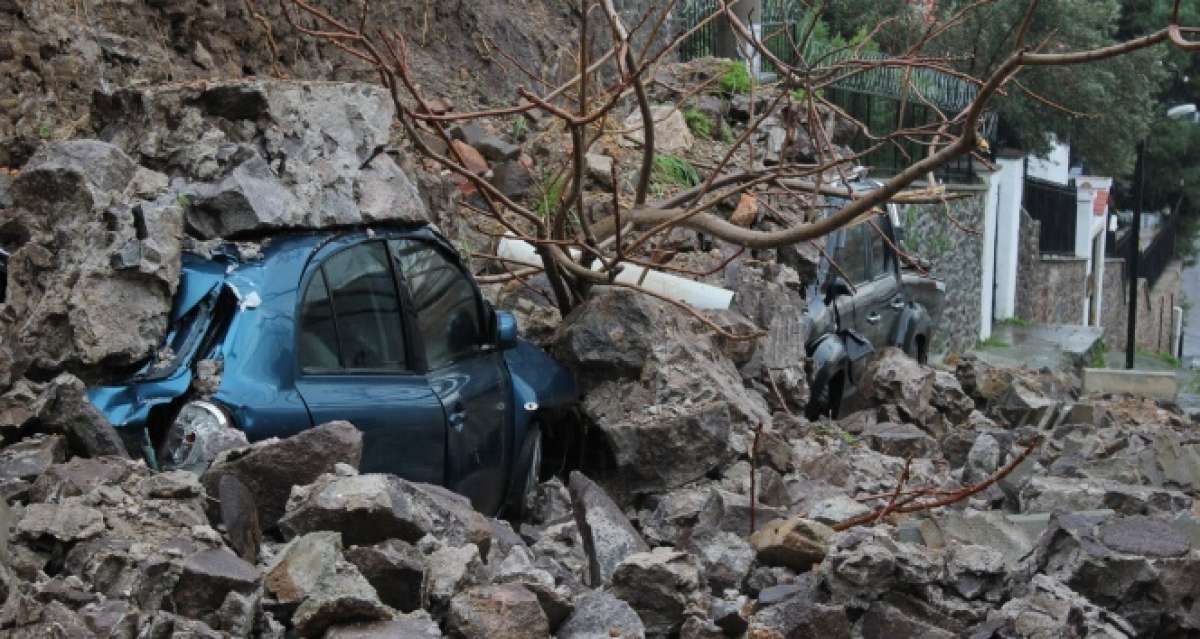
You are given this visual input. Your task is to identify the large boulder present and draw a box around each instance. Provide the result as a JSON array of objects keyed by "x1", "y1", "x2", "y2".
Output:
[
  {"x1": 447, "y1": 584, "x2": 551, "y2": 639},
  {"x1": 1024, "y1": 512, "x2": 1200, "y2": 635},
  {"x1": 621, "y1": 105, "x2": 695, "y2": 154},
  {"x1": 610, "y1": 548, "x2": 706, "y2": 637},
  {"x1": 279, "y1": 472, "x2": 492, "y2": 553},
  {"x1": 0, "y1": 140, "x2": 182, "y2": 383},
  {"x1": 92, "y1": 80, "x2": 428, "y2": 238},
  {"x1": 569, "y1": 471, "x2": 649, "y2": 587},
  {"x1": 552, "y1": 289, "x2": 769, "y2": 494},
  {"x1": 556, "y1": 589, "x2": 646, "y2": 639},
  {"x1": 201, "y1": 420, "x2": 363, "y2": 529}
]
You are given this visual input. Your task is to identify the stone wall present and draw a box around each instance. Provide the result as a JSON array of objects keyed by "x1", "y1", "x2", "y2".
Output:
[
  {"x1": 900, "y1": 188, "x2": 985, "y2": 355},
  {"x1": 1015, "y1": 210, "x2": 1089, "y2": 326},
  {"x1": 1102, "y1": 258, "x2": 1184, "y2": 353}
]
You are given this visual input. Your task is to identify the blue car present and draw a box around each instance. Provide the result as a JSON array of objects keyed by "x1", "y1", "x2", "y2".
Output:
[{"x1": 88, "y1": 223, "x2": 577, "y2": 516}]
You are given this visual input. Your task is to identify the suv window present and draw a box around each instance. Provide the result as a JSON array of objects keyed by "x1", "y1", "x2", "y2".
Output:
[
  {"x1": 866, "y1": 218, "x2": 894, "y2": 280},
  {"x1": 390, "y1": 240, "x2": 484, "y2": 370},
  {"x1": 837, "y1": 222, "x2": 870, "y2": 284},
  {"x1": 299, "y1": 242, "x2": 407, "y2": 371}
]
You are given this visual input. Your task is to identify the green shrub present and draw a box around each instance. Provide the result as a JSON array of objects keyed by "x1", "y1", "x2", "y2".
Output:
[
  {"x1": 652, "y1": 154, "x2": 701, "y2": 187},
  {"x1": 683, "y1": 108, "x2": 714, "y2": 139},
  {"x1": 719, "y1": 61, "x2": 752, "y2": 95},
  {"x1": 535, "y1": 173, "x2": 568, "y2": 219}
]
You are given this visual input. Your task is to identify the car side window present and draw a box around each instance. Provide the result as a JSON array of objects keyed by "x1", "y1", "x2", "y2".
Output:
[
  {"x1": 837, "y1": 222, "x2": 870, "y2": 285},
  {"x1": 389, "y1": 239, "x2": 484, "y2": 370},
  {"x1": 299, "y1": 242, "x2": 407, "y2": 371},
  {"x1": 867, "y1": 219, "x2": 894, "y2": 280}
]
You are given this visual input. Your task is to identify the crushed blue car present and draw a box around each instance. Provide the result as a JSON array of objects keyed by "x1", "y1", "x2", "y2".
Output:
[{"x1": 87, "y1": 223, "x2": 577, "y2": 516}]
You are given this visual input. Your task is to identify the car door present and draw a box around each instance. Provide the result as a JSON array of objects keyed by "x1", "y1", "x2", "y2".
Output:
[
  {"x1": 389, "y1": 238, "x2": 512, "y2": 515},
  {"x1": 294, "y1": 240, "x2": 448, "y2": 485},
  {"x1": 829, "y1": 221, "x2": 875, "y2": 381},
  {"x1": 855, "y1": 215, "x2": 905, "y2": 348}
]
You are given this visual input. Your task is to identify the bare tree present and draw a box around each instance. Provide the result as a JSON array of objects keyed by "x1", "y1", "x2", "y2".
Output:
[{"x1": 275, "y1": 0, "x2": 1200, "y2": 334}]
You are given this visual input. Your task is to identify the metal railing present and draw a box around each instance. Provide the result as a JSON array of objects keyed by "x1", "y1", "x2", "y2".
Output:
[{"x1": 1023, "y1": 177, "x2": 1077, "y2": 255}]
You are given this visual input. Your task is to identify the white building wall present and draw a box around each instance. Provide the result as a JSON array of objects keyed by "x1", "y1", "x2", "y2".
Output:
[
  {"x1": 1025, "y1": 136, "x2": 1071, "y2": 185},
  {"x1": 993, "y1": 157, "x2": 1025, "y2": 320}
]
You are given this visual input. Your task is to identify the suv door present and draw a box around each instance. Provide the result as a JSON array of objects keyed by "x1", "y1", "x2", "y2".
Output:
[
  {"x1": 854, "y1": 215, "x2": 905, "y2": 348},
  {"x1": 294, "y1": 240, "x2": 448, "y2": 485},
  {"x1": 826, "y1": 221, "x2": 873, "y2": 383},
  {"x1": 389, "y1": 239, "x2": 512, "y2": 515}
]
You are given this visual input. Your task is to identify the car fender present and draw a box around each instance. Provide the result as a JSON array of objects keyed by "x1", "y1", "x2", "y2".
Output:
[
  {"x1": 809, "y1": 333, "x2": 850, "y2": 393},
  {"x1": 501, "y1": 339, "x2": 578, "y2": 508},
  {"x1": 893, "y1": 302, "x2": 932, "y2": 353}
]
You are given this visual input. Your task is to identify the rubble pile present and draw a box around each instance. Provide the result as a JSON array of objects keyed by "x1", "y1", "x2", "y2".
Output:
[{"x1": 0, "y1": 75, "x2": 1197, "y2": 637}]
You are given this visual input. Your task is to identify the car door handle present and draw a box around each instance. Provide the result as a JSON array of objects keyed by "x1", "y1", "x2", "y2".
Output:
[
  {"x1": 865, "y1": 312, "x2": 881, "y2": 324},
  {"x1": 891, "y1": 299, "x2": 906, "y2": 309}
]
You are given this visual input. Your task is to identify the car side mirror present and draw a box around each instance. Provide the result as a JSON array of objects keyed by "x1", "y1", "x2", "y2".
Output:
[
  {"x1": 823, "y1": 276, "x2": 852, "y2": 305},
  {"x1": 496, "y1": 310, "x2": 519, "y2": 350}
]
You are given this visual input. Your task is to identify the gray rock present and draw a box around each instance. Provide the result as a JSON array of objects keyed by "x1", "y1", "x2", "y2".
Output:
[
  {"x1": 683, "y1": 526, "x2": 754, "y2": 593},
  {"x1": 448, "y1": 583, "x2": 551, "y2": 639},
  {"x1": 490, "y1": 160, "x2": 532, "y2": 198},
  {"x1": 17, "y1": 501, "x2": 105, "y2": 542},
  {"x1": 553, "y1": 289, "x2": 768, "y2": 494},
  {"x1": 862, "y1": 422, "x2": 939, "y2": 459},
  {"x1": 621, "y1": 105, "x2": 694, "y2": 153},
  {"x1": 964, "y1": 432, "x2": 1002, "y2": 484},
  {"x1": 749, "y1": 516, "x2": 835, "y2": 572},
  {"x1": 79, "y1": 599, "x2": 138, "y2": 638},
  {"x1": 202, "y1": 420, "x2": 363, "y2": 529},
  {"x1": 697, "y1": 488, "x2": 785, "y2": 538},
  {"x1": 36, "y1": 374, "x2": 129, "y2": 458},
  {"x1": 477, "y1": 136, "x2": 521, "y2": 161},
  {"x1": 217, "y1": 473, "x2": 261, "y2": 563},
  {"x1": 808, "y1": 495, "x2": 872, "y2": 527},
  {"x1": 291, "y1": 559, "x2": 392, "y2": 638},
  {"x1": 94, "y1": 80, "x2": 428, "y2": 238},
  {"x1": 1, "y1": 140, "x2": 181, "y2": 382},
  {"x1": 1019, "y1": 476, "x2": 1192, "y2": 516},
  {"x1": 0, "y1": 435, "x2": 67, "y2": 482},
  {"x1": 557, "y1": 589, "x2": 646, "y2": 639},
  {"x1": 280, "y1": 472, "x2": 492, "y2": 552},
  {"x1": 748, "y1": 587, "x2": 850, "y2": 639},
  {"x1": 324, "y1": 611, "x2": 443, "y2": 638},
  {"x1": 610, "y1": 548, "x2": 705, "y2": 637},
  {"x1": 528, "y1": 477, "x2": 574, "y2": 525},
  {"x1": 585, "y1": 153, "x2": 614, "y2": 188},
  {"x1": 569, "y1": 471, "x2": 648, "y2": 587},
  {"x1": 264, "y1": 531, "x2": 342, "y2": 605},
  {"x1": 171, "y1": 548, "x2": 260, "y2": 625},
  {"x1": 857, "y1": 348, "x2": 935, "y2": 424},
  {"x1": 345, "y1": 539, "x2": 424, "y2": 612},
  {"x1": 639, "y1": 488, "x2": 708, "y2": 546},
  {"x1": 970, "y1": 574, "x2": 1135, "y2": 638},
  {"x1": 0, "y1": 172, "x2": 12, "y2": 209},
  {"x1": 422, "y1": 543, "x2": 486, "y2": 611}
]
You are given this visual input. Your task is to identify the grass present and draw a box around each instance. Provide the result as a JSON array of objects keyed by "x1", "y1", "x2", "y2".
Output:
[
  {"x1": 510, "y1": 116, "x2": 529, "y2": 142},
  {"x1": 996, "y1": 317, "x2": 1031, "y2": 328},
  {"x1": 976, "y1": 336, "x2": 1010, "y2": 349},
  {"x1": 1090, "y1": 347, "x2": 1107, "y2": 369},
  {"x1": 652, "y1": 154, "x2": 701, "y2": 188},
  {"x1": 534, "y1": 172, "x2": 567, "y2": 220},
  {"x1": 1138, "y1": 348, "x2": 1183, "y2": 369},
  {"x1": 719, "y1": 60, "x2": 752, "y2": 95},
  {"x1": 683, "y1": 108, "x2": 714, "y2": 140},
  {"x1": 789, "y1": 88, "x2": 826, "y2": 102}
]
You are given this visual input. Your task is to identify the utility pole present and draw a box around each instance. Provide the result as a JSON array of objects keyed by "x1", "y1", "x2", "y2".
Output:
[{"x1": 1125, "y1": 140, "x2": 1145, "y2": 369}]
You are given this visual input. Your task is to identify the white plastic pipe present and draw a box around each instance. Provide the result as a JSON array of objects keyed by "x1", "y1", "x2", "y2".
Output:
[{"x1": 497, "y1": 237, "x2": 734, "y2": 310}]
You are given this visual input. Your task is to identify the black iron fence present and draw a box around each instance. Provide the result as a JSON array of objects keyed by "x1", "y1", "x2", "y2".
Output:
[{"x1": 1023, "y1": 177, "x2": 1078, "y2": 254}]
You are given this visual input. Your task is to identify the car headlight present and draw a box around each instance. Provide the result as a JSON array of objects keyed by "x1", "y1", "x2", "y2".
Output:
[{"x1": 160, "y1": 400, "x2": 248, "y2": 473}]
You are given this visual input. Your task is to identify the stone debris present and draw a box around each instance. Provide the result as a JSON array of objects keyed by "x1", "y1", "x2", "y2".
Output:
[{"x1": 0, "y1": 70, "x2": 1197, "y2": 639}]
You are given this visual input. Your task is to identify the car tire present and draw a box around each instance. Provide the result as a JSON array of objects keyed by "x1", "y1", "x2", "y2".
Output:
[
  {"x1": 516, "y1": 425, "x2": 543, "y2": 520},
  {"x1": 806, "y1": 370, "x2": 844, "y2": 421}
]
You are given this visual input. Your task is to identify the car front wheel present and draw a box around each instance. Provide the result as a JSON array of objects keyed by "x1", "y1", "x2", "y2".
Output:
[{"x1": 516, "y1": 425, "x2": 543, "y2": 520}]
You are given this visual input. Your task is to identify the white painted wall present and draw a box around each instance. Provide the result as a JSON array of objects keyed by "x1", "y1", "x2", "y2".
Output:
[
  {"x1": 993, "y1": 157, "x2": 1025, "y2": 320},
  {"x1": 1076, "y1": 177, "x2": 1113, "y2": 326},
  {"x1": 1026, "y1": 136, "x2": 1071, "y2": 185},
  {"x1": 979, "y1": 167, "x2": 1001, "y2": 341}
]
